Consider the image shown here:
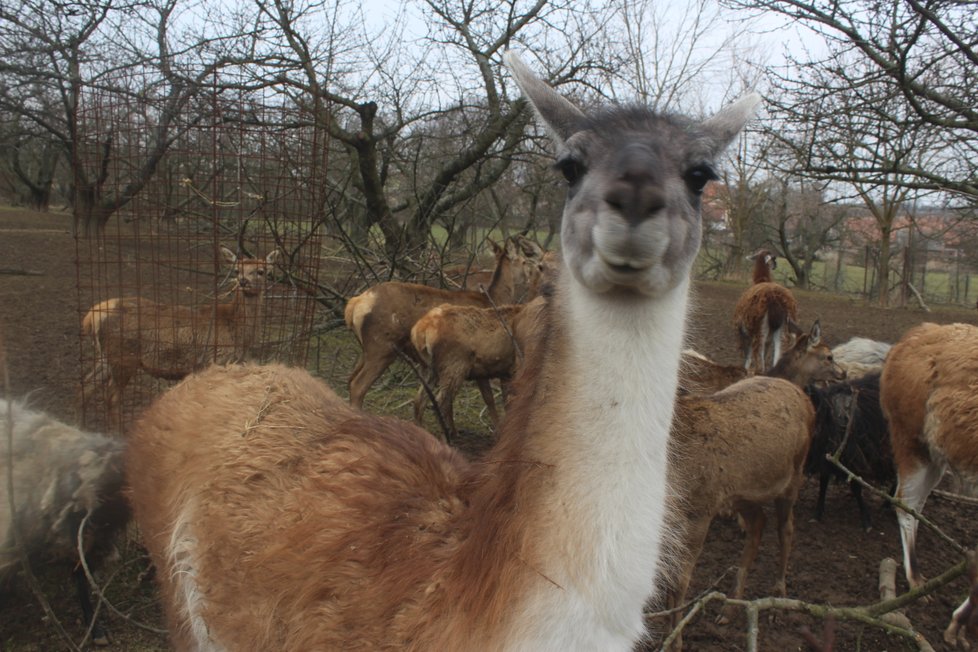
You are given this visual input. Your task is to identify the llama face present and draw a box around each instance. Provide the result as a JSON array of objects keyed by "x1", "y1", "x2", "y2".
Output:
[
  {"x1": 505, "y1": 52, "x2": 759, "y2": 298},
  {"x1": 554, "y1": 114, "x2": 712, "y2": 297}
]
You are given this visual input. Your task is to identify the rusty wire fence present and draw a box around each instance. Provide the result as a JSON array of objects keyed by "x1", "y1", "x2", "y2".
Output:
[{"x1": 74, "y1": 85, "x2": 329, "y2": 434}]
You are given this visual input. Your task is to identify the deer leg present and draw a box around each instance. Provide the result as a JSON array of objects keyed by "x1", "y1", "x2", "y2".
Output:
[
  {"x1": 733, "y1": 505, "x2": 766, "y2": 601},
  {"x1": 716, "y1": 505, "x2": 766, "y2": 625},
  {"x1": 665, "y1": 516, "x2": 711, "y2": 652},
  {"x1": 773, "y1": 495, "x2": 797, "y2": 597},
  {"x1": 413, "y1": 368, "x2": 436, "y2": 426},
  {"x1": 434, "y1": 380, "x2": 461, "y2": 443},
  {"x1": 348, "y1": 349, "x2": 397, "y2": 410},
  {"x1": 476, "y1": 379, "x2": 500, "y2": 427},
  {"x1": 106, "y1": 364, "x2": 134, "y2": 435},
  {"x1": 895, "y1": 460, "x2": 946, "y2": 589}
]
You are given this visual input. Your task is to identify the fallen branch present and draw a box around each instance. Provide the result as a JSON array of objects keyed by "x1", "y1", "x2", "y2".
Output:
[
  {"x1": 907, "y1": 283, "x2": 931, "y2": 312},
  {"x1": 0, "y1": 267, "x2": 43, "y2": 276}
]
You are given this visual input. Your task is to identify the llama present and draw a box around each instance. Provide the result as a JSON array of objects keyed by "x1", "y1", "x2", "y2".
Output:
[
  {"x1": 1, "y1": 399, "x2": 129, "y2": 645},
  {"x1": 732, "y1": 249, "x2": 800, "y2": 374},
  {"x1": 88, "y1": 247, "x2": 279, "y2": 424},
  {"x1": 805, "y1": 371, "x2": 895, "y2": 531},
  {"x1": 410, "y1": 295, "x2": 547, "y2": 440},
  {"x1": 344, "y1": 235, "x2": 545, "y2": 410},
  {"x1": 879, "y1": 322, "x2": 978, "y2": 600},
  {"x1": 125, "y1": 52, "x2": 760, "y2": 650},
  {"x1": 665, "y1": 376, "x2": 815, "y2": 650},
  {"x1": 831, "y1": 336, "x2": 891, "y2": 379}
]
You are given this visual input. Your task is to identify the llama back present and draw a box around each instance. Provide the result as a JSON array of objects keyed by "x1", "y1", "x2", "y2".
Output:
[{"x1": 126, "y1": 363, "x2": 474, "y2": 650}]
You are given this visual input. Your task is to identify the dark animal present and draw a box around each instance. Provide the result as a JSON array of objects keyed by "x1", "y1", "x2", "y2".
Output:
[{"x1": 805, "y1": 372, "x2": 895, "y2": 531}]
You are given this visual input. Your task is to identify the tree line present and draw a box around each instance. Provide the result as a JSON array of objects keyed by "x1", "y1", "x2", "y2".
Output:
[{"x1": 0, "y1": 0, "x2": 975, "y2": 304}]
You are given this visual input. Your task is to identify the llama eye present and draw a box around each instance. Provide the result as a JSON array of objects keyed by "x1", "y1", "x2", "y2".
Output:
[
  {"x1": 555, "y1": 158, "x2": 586, "y2": 186},
  {"x1": 684, "y1": 164, "x2": 717, "y2": 194}
]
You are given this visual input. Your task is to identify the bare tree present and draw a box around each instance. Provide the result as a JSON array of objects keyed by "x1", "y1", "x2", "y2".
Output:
[
  {"x1": 728, "y1": 0, "x2": 978, "y2": 204},
  {"x1": 0, "y1": 0, "x2": 285, "y2": 233}
]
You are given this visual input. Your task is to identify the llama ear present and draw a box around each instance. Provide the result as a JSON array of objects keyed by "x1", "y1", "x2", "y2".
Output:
[
  {"x1": 700, "y1": 92, "x2": 762, "y2": 153},
  {"x1": 504, "y1": 51, "x2": 585, "y2": 145},
  {"x1": 220, "y1": 246, "x2": 237, "y2": 264}
]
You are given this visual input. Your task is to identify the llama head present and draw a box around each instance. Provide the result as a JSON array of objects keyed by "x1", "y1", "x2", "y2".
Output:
[{"x1": 505, "y1": 51, "x2": 760, "y2": 297}]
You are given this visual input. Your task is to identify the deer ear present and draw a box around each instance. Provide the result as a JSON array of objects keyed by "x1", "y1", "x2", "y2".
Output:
[
  {"x1": 516, "y1": 235, "x2": 544, "y2": 259},
  {"x1": 807, "y1": 320, "x2": 822, "y2": 349},
  {"x1": 265, "y1": 249, "x2": 281, "y2": 266},
  {"x1": 220, "y1": 246, "x2": 237, "y2": 264},
  {"x1": 487, "y1": 239, "x2": 502, "y2": 255}
]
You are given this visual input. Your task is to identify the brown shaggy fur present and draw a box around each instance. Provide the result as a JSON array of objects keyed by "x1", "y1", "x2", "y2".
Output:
[
  {"x1": 880, "y1": 322, "x2": 978, "y2": 591},
  {"x1": 733, "y1": 250, "x2": 800, "y2": 374},
  {"x1": 126, "y1": 294, "x2": 563, "y2": 650}
]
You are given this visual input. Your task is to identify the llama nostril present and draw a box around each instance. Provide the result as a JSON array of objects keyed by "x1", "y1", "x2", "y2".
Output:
[{"x1": 605, "y1": 180, "x2": 666, "y2": 224}]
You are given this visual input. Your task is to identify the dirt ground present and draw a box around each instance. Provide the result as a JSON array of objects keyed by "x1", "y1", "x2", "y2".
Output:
[{"x1": 2, "y1": 206, "x2": 977, "y2": 651}]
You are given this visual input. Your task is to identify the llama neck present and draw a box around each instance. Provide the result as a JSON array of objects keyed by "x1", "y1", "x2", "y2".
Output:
[
  {"x1": 469, "y1": 273, "x2": 690, "y2": 649},
  {"x1": 752, "y1": 260, "x2": 772, "y2": 284}
]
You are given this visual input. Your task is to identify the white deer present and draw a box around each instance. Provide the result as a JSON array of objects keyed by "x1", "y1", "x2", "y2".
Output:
[{"x1": 126, "y1": 52, "x2": 759, "y2": 651}]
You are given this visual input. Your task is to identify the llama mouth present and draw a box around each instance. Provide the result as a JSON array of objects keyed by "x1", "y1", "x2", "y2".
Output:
[{"x1": 598, "y1": 252, "x2": 654, "y2": 274}]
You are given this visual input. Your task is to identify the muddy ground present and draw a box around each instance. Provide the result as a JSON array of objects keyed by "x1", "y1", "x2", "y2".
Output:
[{"x1": 1, "y1": 207, "x2": 977, "y2": 651}]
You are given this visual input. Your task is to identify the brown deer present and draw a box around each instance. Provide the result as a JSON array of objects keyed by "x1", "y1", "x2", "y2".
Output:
[
  {"x1": 87, "y1": 246, "x2": 279, "y2": 423},
  {"x1": 664, "y1": 375, "x2": 815, "y2": 650},
  {"x1": 344, "y1": 235, "x2": 544, "y2": 409},
  {"x1": 125, "y1": 51, "x2": 760, "y2": 650},
  {"x1": 732, "y1": 249, "x2": 800, "y2": 374},
  {"x1": 662, "y1": 321, "x2": 840, "y2": 649},
  {"x1": 679, "y1": 320, "x2": 844, "y2": 395},
  {"x1": 410, "y1": 295, "x2": 546, "y2": 440},
  {"x1": 879, "y1": 323, "x2": 978, "y2": 619}
]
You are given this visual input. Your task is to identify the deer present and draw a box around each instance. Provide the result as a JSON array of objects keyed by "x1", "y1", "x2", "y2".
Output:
[
  {"x1": 86, "y1": 246, "x2": 279, "y2": 425},
  {"x1": 732, "y1": 248, "x2": 800, "y2": 374},
  {"x1": 410, "y1": 295, "x2": 547, "y2": 440},
  {"x1": 664, "y1": 375, "x2": 815, "y2": 650},
  {"x1": 879, "y1": 322, "x2": 978, "y2": 628},
  {"x1": 679, "y1": 320, "x2": 845, "y2": 396},
  {"x1": 344, "y1": 235, "x2": 545, "y2": 410},
  {"x1": 662, "y1": 320, "x2": 840, "y2": 650},
  {"x1": 124, "y1": 51, "x2": 760, "y2": 650}
]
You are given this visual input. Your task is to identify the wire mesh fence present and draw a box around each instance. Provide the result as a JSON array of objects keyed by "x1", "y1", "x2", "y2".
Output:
[{"x1": 73, "y1": 84, "x2": 328, "y2": 434}]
